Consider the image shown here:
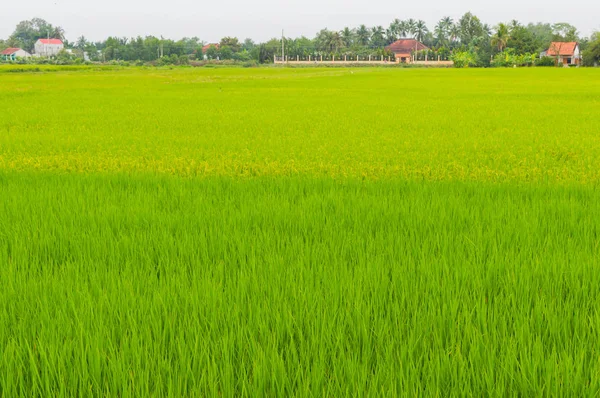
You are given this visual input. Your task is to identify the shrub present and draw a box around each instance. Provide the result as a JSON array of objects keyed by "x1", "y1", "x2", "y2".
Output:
[
  {"x1": 491, "y1": 51, "x2": 537, "y2": 68},
  {"x1": 242, "y1": 60, "x2": 258, "y2": 68},
  {"x1": 451, "y1": 51, "x2": 477, "y2": 68},
  {"x1": 535, "y1": 56, "x2": 556, "y2": 67}
]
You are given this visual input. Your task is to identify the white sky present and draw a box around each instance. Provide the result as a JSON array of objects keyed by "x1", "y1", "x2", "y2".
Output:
[{"x1": 2, "y1": 0, "x2": 599, "y2": 43}]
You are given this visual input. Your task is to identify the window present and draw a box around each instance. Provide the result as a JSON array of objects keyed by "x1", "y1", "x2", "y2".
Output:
[{"x1": 567, "y1": 58, "x2": 572, "y2": 64}]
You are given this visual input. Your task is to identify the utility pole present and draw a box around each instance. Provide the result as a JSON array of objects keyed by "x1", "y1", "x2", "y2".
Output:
[{"x1": 281, "y1": 30, "x2": 284, "y2": 64}]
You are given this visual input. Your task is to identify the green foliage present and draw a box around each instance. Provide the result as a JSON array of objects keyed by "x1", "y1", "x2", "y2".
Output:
[
  {"x1": 491, "y1": 23, "x2": 510, "y2": 52},
  {"x1": 219, "y1": 37, "x2": 241, "y2": 52},
  {"x1": 451, "y1": 50, "x2": 476, "y2": 67},
  {"x1": 204, "y1": 45, "x2": 219, "y2": 60},
  {"x1": 524, "y1": 22, "x2": 555, "y2": 53},
  {"x1": 506, "y1": 25, "x2": 538, "y2": 54},
  {"x1": 582, "y1": 33, "x2": 600, "y2": 66},
  {"x1": 242, "y1": 60, "x2": 258, "y2": 68},
  {"x1": 219, "y1": 45, "x2": 234, "y2": 60},
  {"x1": 552, "y1": 22, "x2": 580, "y2": 42},
  {"x1": 491, "y1": 50, "x2": 536, "y2": 67},
  {"x1": 535, "y1": 56, "x2": 556, "y2": 67},
  {"x1": 458, "y1": 12, "x2": 487, "y2": 44}
]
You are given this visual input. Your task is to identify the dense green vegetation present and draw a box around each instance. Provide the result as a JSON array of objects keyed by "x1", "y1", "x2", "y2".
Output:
[
  {"x1": 1, "y1": 68, "x2": 600, "y2": 395},
  {"x1": 1, "y1": 16, "x2": 598, "y2": 66}
]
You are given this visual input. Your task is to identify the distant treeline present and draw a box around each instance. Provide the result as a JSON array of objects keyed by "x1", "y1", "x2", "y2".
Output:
[{"x1": 1, "y1": 15, "x2": 599, "y2": 66}]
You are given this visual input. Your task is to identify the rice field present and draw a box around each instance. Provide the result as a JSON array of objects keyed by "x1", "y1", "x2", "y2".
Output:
[{"x1": 1, "y1": 67, "x2": 600, "y2": 396}]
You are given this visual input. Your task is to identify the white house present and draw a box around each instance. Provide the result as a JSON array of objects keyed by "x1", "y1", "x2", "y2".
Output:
[
  {"x1": 34, "y1": 38, "x2": 64, "y2": 57},
  {"x1": 1, "y1": 48, "x2": 32, "y2": 60}
]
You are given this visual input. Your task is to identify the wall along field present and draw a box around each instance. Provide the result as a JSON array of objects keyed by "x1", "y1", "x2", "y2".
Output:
[{"x1": 1, "y1": 68, "x2": 600, "y2": 395}]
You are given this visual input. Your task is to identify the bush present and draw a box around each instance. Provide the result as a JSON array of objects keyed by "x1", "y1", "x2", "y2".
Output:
[
  {"x1": 535, "y1": 56, "x2": 556, "y2": 67},
  {"x1": 451, "y1": 51, "x2": 477, "y2": 68},
  {"x1": 242, "y1": 60, "x2": 258, "y2": 68},
  {"x1": 491, "y1": 51, "x2": 537, "y2": 68}
]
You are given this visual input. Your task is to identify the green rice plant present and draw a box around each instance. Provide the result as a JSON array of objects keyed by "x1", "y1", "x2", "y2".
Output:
[
  {"x1": 1, "y1": 67, "x2": 599, "y2": 182},
  {"x1": 1, "y1": 68, "x2": 600, "y2": 395}
]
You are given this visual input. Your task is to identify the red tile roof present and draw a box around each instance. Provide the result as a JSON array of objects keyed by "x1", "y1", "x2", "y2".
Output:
[
  {"x1": 1, "y1": 48, "x2": 22, "y2": 55},
  {"x1": 546, "y1": 42, "x2": 578, "y2": 56},
  {"x1": 385, "y1": 39, "x2": 429, "y2": 54},
  {"x1": 38, "y1": 39, "x2": 63, "y2": 45},
  {"x1": 202, "y1": 43, "x2": 220, "y2": 53}
]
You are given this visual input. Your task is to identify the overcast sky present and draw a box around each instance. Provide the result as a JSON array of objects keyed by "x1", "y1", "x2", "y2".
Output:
[{"x1": 2, "y1": 0, "x2": 599, "y2": 43}]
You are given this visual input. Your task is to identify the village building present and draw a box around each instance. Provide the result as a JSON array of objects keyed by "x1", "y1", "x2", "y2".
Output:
[
  {"x1": 545, "y1": 42, "x2": 581, "y2": 66},
  {"x1": 385, "y1": 39, "x2": 429, "y2": 63},
  {"x1": 1, "y1": 48, "x2": 32, "y2": 60},
  {"x1": 201, "y1": 43, "x2": 220, "y2": 60},
  {"x1": 202, "y1": 43, "x2": 220, "y2": 53},
  {"x1": 34, "y1": 38, "x2": 64, "y2": 57}
]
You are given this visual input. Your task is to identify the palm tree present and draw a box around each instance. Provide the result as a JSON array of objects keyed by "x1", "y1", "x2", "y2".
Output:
[
  {"x1": 52, "y1": 26, "x2": 65, "y2": 40},
  {"x1": 509, "y1": 20, "x2": 521, "y2": 32},
  {"x1": 442, "y1": 17, "x2": 453, "y2": 29},
  {"x1": 331, "y1": 31, "x2": 345, "y2": 52},
  {"x1": 356, "y1": 25, "x2": 370, "y2": 46},
  {"x1": 406, "y1": 19, "x2": 417, "y2": 38},
  {"x1": 340, "y1": 27, "x2": 354, "y2": 48},
  {"x1": 434, "y1": 22, "x2": 447, "y2": 46},
  {"x1": 482, "y1": 24, "x2": 492, "y2": 37},
  {"x1": 76, "y1": 36, "x2": 88, "y2": 50},
  {"x1": 449, "y1": 24, "x2": 461, "y2": 43},
  {"x1": 491, "y1": 23, "x2": 510, "y2": 52},
  {"x1": 389, "y1": 19, "x2": 402, "y2": 38},
  {"x1": 385, "y1": 28, "x2": 397, "y2": 44},
  {"x1": 370, "y1": 26, "x2": 386, "y2": 48},
  {"x1": 398, "y1": 21, "x2": 410, "y2": 37},
  {"x1": 414, "y1": 20, "x2": 429, "y2": 42}
]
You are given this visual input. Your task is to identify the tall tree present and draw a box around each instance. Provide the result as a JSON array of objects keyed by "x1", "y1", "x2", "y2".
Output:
[
  {"x1": 414, "y1": 20, "x2": 429, "y2": 42},
  {"x1": 491, "y1": 23, "x2": 511, "y2": 52},
  {"x1": 219, "y1": 37, "x2": 241, "y2": 52},
  {"x1": 385, "y1": 28, "x2": 396, "y2": 44},
  {"x1": 507, "y1": 25, "x2": 537, "y2": 54},
  {"x1": 315, "y1": 29, "x2": 344, "y2": 53},
  {"x1": 458, "y1": 12, "x2": 486, "y2": 44},
  {"x1": 406, "y1": 19, "x2": 417, "y2": 38},
  {"x1": 582, "y1": 31, "x2": 600, "y2": 66},
  {"x1": 340, "y1": 27, "x2": 354, "y2": 48},
  {"x1": 76, "y1": 36, "x2": 88, "y2": 50},
  {"x1": 435, "y1": 17, "x2": 453, "y2": 45},
  {"x1": 388, "y1": 19, "x2": 402, "y2": 41},
  {"x1": 242, "y1": 38, "x2": 255, "y2": 51},
  {"x1": 449, "y1": 24, "x2": 461, "y2": 44},
  {"x1": 356, "y1": 25, "x2": 370, "y2": 46},
  {"x1": 552, "y1": 23, "x2": 579, "y2": 41},
  {"x1": 370, "y1": 26, "x2": 386, "y2": 48}
]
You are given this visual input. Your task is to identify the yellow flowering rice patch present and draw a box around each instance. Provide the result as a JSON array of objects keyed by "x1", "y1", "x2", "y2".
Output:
[{"x1": 1, "y1": 67, "x2": 599, "y2": 183}]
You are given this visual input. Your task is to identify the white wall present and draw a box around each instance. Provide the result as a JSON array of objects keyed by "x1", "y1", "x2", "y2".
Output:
[
  {"x1": 34, "y1": 41, "x2": 64, "y2": 57},
  {"x1": 14, "y1": 49, "x2": 31, "y2": 58}
]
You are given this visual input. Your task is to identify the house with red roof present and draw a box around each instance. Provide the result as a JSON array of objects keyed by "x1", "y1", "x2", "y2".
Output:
[
  {"x1": 1, "y1": 47, "x2": 32, "y2": 60},
  {"x1": 34, "y1": 38, "x2": 64, "y2": 57},
  {"x1": 545, "y1": 42, "x2": 581, "y2": 66},
  {"x1": 385, "y1": 39, "x2": 429, "y2": 63},
  {"x1": 202, "y1": 43, "x2": 220, "y2": 53}
]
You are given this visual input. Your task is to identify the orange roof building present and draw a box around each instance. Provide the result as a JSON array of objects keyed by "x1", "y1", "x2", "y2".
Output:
[
  {"x1": 202, "y1": 43, "x2": 220, "y2": 53},
  {"x1": 385, "y1": 39, "x2": 429, "y2": 63},
  {"x1": 545, "y1": 42, "x2": 581, "y2": 66}
]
